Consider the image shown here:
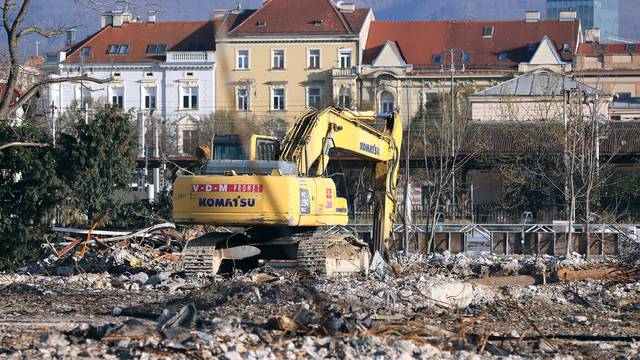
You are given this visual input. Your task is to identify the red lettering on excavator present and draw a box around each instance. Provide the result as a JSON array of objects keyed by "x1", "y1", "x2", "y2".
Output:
[{"x1": 192, "y1": 184, "x2": 263, "y2": 193}]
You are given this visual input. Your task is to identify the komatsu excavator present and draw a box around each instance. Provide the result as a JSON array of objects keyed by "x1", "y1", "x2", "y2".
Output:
[{"x1": 172, "y1": 107, "x2": 402, "y2": 275}]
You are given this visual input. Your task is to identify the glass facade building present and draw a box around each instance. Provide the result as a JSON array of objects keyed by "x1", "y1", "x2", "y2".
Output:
[{"x1": 546, "y1": 0, "x2": 619, "y2": 42}]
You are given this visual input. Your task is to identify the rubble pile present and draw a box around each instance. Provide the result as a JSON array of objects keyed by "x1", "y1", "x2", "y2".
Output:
[
  {"x1": 0, "y1": 234, "x2": 639, "y2": 359},
  {"x1": 20, "y1": 223, "x2": 186, "y2": 276},
  {"x1": 1, "y1": 248, "x2": 639, "y2": 359}
]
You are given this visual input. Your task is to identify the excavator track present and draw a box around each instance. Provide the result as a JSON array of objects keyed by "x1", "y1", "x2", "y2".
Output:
[{"x1": 296, "y1": 233, "x2": 370, "y2": 276}]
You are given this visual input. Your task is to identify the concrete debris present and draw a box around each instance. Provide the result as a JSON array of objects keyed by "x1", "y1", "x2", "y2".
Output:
[
  {"x1": 0, "y1": 239, "x2": 638, "y2": 359},
  {"x1": 21, "y1": 223, "x2": 184, "y2": 276}
]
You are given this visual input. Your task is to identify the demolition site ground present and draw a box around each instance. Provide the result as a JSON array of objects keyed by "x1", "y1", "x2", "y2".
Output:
[{"x1": 0, "y1": 249, "x2": 639, "y2": 359}]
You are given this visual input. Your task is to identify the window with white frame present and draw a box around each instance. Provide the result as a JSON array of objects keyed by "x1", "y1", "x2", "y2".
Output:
[
  {"x1": 237, "y1": 88, "x2": 249, "y2": 111},
  {"x1": 182, "y1": 86, "x2": 198, "y2": 109},
  {"x1": 308, "y1": 49, "x2": 320, "y2": 69},
  {"x1": 111, "y1": 87, "x2": 124, "y2": 108},
  {"x1": 308, "y1": 86, "x2": 322, "y2": 108},
  {"x1": 143, "y1": 87, "x2": 157, "y2": 109},
  {"x1": 272, "y1": 49, "x2": 284, "y2": 69},
  {"x1": 338, "y1": 86, "x2": 351, "y2": 108},
  {"x1": 272, "y1": 87, "x2": 285, "y2": 111},
  {"x1": 380, "y1": 91, "x2": 395, "y2": 113},
  {"x1": 236, "y1": 50, "x2": 249, "y2": 70},
  {"x1": 339, "y1": 49, "x2": 352, "y2": 69}
]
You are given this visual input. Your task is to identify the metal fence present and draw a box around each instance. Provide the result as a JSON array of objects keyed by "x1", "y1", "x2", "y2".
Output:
[{"x1": 351, "y1": 203, "x2": 559, "y2": 225}]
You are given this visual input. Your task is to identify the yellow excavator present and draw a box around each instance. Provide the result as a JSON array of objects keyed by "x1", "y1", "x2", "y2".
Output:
[{"x1": 172, "y1": 107, "x2": 402, "y2": 275}]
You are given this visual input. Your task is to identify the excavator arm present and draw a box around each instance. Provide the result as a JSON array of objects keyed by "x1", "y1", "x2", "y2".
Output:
[{"x1": 280, "y1": 107, "x2": 403, "y2": 255}]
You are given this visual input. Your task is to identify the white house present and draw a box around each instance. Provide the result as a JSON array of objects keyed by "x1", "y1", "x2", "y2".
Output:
[{"x1": 42, "y1": 9, "x2": 216, "y2": 157}]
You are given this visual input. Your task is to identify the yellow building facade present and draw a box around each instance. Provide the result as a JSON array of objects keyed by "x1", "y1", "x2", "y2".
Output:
[{"x1": 214, "y1": 0, "x2": 372, "y2": 134}]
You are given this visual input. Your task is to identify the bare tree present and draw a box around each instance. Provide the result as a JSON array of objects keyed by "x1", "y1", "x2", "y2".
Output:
[
  {"x1": 0, "y1": 0, "x2": 111, "y2": 146},
  {"x1": 414, "y1": 84, "x2": 480, "y2": 252}
]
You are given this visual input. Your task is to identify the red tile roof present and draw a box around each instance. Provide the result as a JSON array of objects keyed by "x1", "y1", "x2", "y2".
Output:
[
  {"x1": 364, "y1": 19, "x2": 580, "y2": 70},
  {"x1": 64, "y1": 21, "x2": 215, "y2": 64},
  {"x1": 578, "y1": 43, "x2": 640, "y2": 55},
  {"x1": 227, "y1": 0, "x2": 370, "y2": 36}
]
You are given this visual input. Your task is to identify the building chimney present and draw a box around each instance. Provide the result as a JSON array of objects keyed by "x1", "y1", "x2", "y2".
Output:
[
  {"x1": 65, "y1": 28, "x2": 77, "y2": 46},
  {"x1": 147, "y1": 10, "x2": 156, "y2": 23},
  {"x1": 584, "y1": 28, "x2": 601, "y2": 43},
  {"x1": 101, "y1": 13, "x2": 113, "y2": 28},
  {"x1": 525, "y1": 11, "x2": 540, "y2": 22},
  {"x1": 559, "y1": 10, "x2": 577, "y2": 21},
  {"x1": 335, "y1": 1, "x2": 355, "y2": 13},
  {"x1": 112, "y1": 11, "x2": 123, "y2": 27},
  {"x1": 212, "y1": 9, "x2": 227, "y2": 19}
]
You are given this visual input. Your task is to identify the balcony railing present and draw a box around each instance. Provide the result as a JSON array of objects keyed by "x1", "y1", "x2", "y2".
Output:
[
  {"x1": 165, "y1": 51, "x2": 215, "y2": 63},
  {"x1": 332, "y1": 66, "x2": 357, "y2": 78}
]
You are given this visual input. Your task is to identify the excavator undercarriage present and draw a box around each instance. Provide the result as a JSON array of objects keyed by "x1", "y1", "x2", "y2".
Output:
[{"x1": 180, "y1": 227, "x2": 370, "y2": 276}]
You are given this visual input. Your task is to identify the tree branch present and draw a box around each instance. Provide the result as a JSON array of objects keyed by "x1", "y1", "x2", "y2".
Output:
[
  {"x1": 18, "y1": 26, "x2": 62, "y2": 39},
  {"x1": 0, "y1": 75, "x2": 113, "y2": 120},
  {"x1": 0, "y1": 141, "x2": 49, "y2": 151}
]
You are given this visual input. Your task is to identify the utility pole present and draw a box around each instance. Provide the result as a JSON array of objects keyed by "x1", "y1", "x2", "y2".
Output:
[
  {"x1": 449, "y1": 49, "x2": 457, "y2": 218},
  {"x1": 50, "y1": 102, "x2": 56, "y2": 147},
  {"x1": 403, "y1": 79, "x2": 412, "y2": 252},
  {"x1": 151, "y1": 110, "x2": 160, "y2": 196}
]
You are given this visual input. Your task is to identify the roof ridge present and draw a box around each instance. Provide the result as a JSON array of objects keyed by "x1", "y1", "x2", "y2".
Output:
[
  {"x1": 372, "y1": 18, "x2": 571, "y2": 25},
  {"x1": 64, "y1": 25, "x2": 113, "y2": 60},
  {"x1": 327, "y1": 0, "x2": 353, "y2": 34},
  {"x1": 227, "y1": 2, "x2": 266, "y2": 35}
]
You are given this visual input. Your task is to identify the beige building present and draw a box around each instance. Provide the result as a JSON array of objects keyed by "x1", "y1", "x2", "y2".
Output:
[
  {"x1": 214, "y1": 0, "x2": 372, "y2": 135},
  {"x1": 575, "y1": 38, "x2": 640, "y2": 120}
]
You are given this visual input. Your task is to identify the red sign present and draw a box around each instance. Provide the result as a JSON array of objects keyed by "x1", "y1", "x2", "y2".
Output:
[{"x1": 192, "y1": 184, "x2": 263, "y2": 193}]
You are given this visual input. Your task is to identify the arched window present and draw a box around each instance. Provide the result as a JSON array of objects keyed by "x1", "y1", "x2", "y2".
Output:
[{"x1": 380, "y1": 91, "x2": 395, "y2": 113}]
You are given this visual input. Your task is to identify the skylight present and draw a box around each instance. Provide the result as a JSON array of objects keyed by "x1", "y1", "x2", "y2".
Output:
[
  {"x1": 498, "y1": 52, "x2": 508, "y2": 62},
  {"x1": 146, "y1": 43, "x2": 168, "y2": 55},
  {"x1": 624, "y1": 44, "x2": 637, "y2": 52},
  {"x1": 432, "y1": 54, "x2": 443, "y2": 65},
  {"x1": 107, "y1": 44, "x2": 129, "y2": 55}
]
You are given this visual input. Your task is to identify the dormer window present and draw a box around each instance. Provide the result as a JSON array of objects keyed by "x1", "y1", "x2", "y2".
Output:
[
  {"x1": 498, "y1": 52, "x2": 508, "y2": 62},
  {"x1": 483, "y1": 26, "x2": 494, "y2": 38},
  {"x1": 81, "y1": 47, "x2": 92, "y2": 56},
  {"x1": 462, "y1": 52, "x2": 471, "y2": 64},
  {"x1": 432, "y1": 54, "x2": 443, "y2": 65},
  {"x1": 146, "y1": 43, "x2": 167, "y2": 54},
  {"x1": 256, "y1": 20, "x2": 267, "y2": 27},
  {"x1": 562, "y1": 43, "x2": 571, "y2": 53},
  {"x1": 311, "y1": 19, "x2": 324, "y2": 26},
  {"x1": 107, "y1": 44, "x2": 129, "y2": 55}
]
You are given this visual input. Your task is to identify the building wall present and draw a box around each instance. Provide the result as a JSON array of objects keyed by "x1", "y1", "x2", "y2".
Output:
[
  {"x1": 215, "y1": 39, "x2": 359, "y2": 126},
  {"x1": 358, "y1": 70, "x2": 505, "y2": 124},
  {"x1": 45, "y1": 59, "x2": 215, "y2": 155},
  {"x1": 471, "y1": 96, "x2": 609, "y2": 121}
]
